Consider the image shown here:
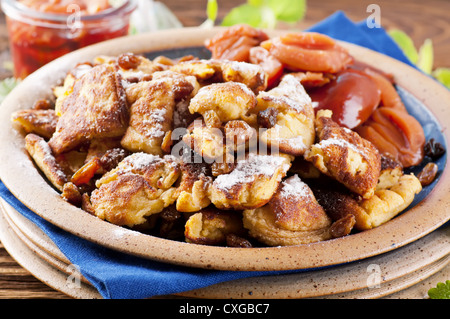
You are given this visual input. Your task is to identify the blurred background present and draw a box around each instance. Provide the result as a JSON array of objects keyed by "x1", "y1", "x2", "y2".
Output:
[{"x1": 0, "y1": 0, "x2": 449, "y2": 80}]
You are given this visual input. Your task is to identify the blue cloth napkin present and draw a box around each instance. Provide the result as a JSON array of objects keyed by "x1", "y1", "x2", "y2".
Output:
[{"x1": 0, "y1": 11, "x2": 416, "y2": 299}]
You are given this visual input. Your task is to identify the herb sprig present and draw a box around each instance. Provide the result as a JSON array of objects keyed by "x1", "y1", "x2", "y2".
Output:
[
  {"x1": 204, "y1": 0, "x2": 306, "y2": 29},
  {"x1": 428, "y1": 280, "x2": 450, "y2": 299}
]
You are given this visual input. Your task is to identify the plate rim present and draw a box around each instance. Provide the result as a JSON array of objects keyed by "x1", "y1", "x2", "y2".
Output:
[
  {"x1": 2, "y1": 196, "x2": 449, "y2": 299},
  {"x1": 0, "y1": 27, "x2": 449, "y2": 271}
]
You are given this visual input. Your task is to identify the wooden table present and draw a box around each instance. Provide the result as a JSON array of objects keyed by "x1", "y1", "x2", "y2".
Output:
[{"x1": 0, "y1": 0, "x2": 449, "y2": 299}]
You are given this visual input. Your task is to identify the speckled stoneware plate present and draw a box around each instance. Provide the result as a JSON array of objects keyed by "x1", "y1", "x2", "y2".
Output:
[
  {"x1": 0, "y1": 27, "x2": 449, "y2": 271},
  {"x1": 1, "y1": 198, "x2": 448, "y2": 299}
]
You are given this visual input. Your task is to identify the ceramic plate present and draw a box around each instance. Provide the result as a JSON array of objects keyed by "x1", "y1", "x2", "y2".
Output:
[
  {"x1": 1, "y1": 198, "x2": 448, "y2": 299},
  {"x1": 0, "y1": 27, "x2": 449, "y2": 271}
]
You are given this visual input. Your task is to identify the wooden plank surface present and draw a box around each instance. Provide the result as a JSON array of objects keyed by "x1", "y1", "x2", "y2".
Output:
[{"x1": 0, "y1": 0, "x2": 448, "y2": 299}]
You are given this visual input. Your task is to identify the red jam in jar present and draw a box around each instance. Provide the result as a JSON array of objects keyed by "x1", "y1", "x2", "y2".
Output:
[{"x1": 2, "y1": 0, "x2": 137, "y2": 79}]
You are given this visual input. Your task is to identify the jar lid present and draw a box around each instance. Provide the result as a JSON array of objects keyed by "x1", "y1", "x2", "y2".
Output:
[{"x1": 1, "y1": 0, "x2": 137, "y2": 27}]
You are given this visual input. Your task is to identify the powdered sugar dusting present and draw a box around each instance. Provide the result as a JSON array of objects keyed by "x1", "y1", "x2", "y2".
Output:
[
  {"x1": 316, "y1": 136, "x2": 367, "y2": 157},
  {"x1": 39, "y1": 138, "x2": 66, "y2": 180},
  {"x1": 259, "y1": 75, "x2": 312, "y2": 113},
  {"x1": 228, "y1": 60, "x2": 262, "y2": 73},
  {"x1": 142, "y1": 108, "x2": 167, "y2": 138},
  {"x1": 121, "y1": 152, "x2": 163, "y2": 171},
  {"x1": 213, "y1": 153, "x2": 289, "y2": 190},
  {"x1": 278, "y1": 175, "x2": 311, "y2": 201}
]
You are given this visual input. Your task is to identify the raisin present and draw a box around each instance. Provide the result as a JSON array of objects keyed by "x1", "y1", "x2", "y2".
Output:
[
  {"x1": 424, "y1": 138, "x2": 446, "y2": 160},
  {"x1": 417, "y1": 162, "x2": 438, "y2": 186},
  {"x1": 117, "y1": 53, "x2": 141, "y2": 70},
  {"x1": 257, "y1": 107, "x2": 279, "y2": 128},
  {"x1": 211, "y1": 161, "x2": 236, "y2": 177},
  {"x1": 330, "y1": 214, "x2": 356, "y2": 238},
  {"x1": 226, "y1": 234, "x2": 253, "y2": 248},
  {"x1": 32, "y1": 99, "x2": 53, "y2": 110}
]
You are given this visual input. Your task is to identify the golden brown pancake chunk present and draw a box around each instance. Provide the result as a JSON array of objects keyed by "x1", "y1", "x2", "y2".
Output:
[
  {"x1": 90, "y1": 153, "x2": 180, "y2": 227},
  {"x1": 170, "y1": 59, "x2": 267, "y2": 93},
  {"x1": 11, "y1": 109, "x2": 58, "y2": 139},
  {"x1": 255, "y1": 75, "x2": 315, "y2": 156},
  {"x1": 121, "y1": 72, "x2": 197, "y2": 155},
  {"x1": 209, "y1": 152, "x2": 292, "y2": 210},
  {"x1": 223, "y1": 120, "x2": 257, "y2": 154},
  {"x1": 175, "y1": 161, "x2": 213, "y2": 213},
  {"x1": 243, "y1": 175, "x2": 332, "y2": 246},
  {"x1": 182, "y1": 118, "x2": 227, "y2": 161},
  {"x1": 93, "y1": 53, "x2": 167, "y2": 83},
  {"x1": 116, "y1": 53, "x2": 165, "y2": 83},
  {"x1": 313, "y1": 173, "x2": 422, "y2": 231},
  {"x1": 170, "y1": 59, "x2": 220, "y2": 82},
  {"x1": 188, "y1": 81, "x2": 257, "y2": 128},
  {"x1": 305, "y1": 109, "x2": 381, "y2": 199},
  {"x1": 48, "y1": 63, "x2": 129, "y2": 155},
  {"x1": 220, "y1": 61, "x2": 267, "y2": 93},
  {"x1": 25, "y1": 134, "x2": 67, "y2": 191},
  {"x1": 184, "y1": 207, "x2": 246, "y2": 245},
  {"x1": 53, "y1": 62, "x2": 93, "y2": 113},
  {"x1": 377, "y1": 155, "x2": 403, "y2": 190}
]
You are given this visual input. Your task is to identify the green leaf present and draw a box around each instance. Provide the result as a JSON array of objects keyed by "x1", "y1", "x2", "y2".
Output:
[
  {"x1": 207, "y1": 0, "x2": 218, "y2": 23},
  {"x1": 433, "y1": 68, "x2": 450, "y2": 89},
  {"x1": 221, "y1": 4, "x2": 264, "y2": 28},
  {"x1": 248, "y1": 0, "x2": 264, "y2": 6},
  {"x1": 259, "y1": 5, "x2": 277, "y2": 29},
  {"x1": 267, "y1": 0, "x2": 306, "y2": 23},
  {"x1": 0, "y1": 77, "x2": 20, "y2": 104},
  {"x1": 388, "y1": 29, "x2": 419, "y2": 64},
  {"x1": 417, "y1": 38, "x2": 434, "y2": 74},
  {"x1": 428, "y1": 280, "x2": 450, "y2": 299}
]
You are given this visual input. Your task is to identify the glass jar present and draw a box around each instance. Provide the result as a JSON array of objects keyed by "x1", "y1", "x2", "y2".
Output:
[{"x1": 1, "y1": 0, "x2": 137, "y2": 79}]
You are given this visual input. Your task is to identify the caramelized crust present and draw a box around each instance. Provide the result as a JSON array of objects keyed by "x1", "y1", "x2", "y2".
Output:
[
  {"x1": 313, "y1": 173, "x2": 422, "y2": 230},
  {"x1": 25, "y1": 134, "x2": 67, "y2": 191},
  {"x1": 90, "y1": 153, "x2": 180, "y2": 227},
  {"x1": 49, "y1": 64, "x2": 129, "y2": 155},
  {"x1": 175, "y1": 161, "x2": 213, "y2": 213},
  {"x1": 121, "y1": 72, "x2": 197, "y2": 155},
  {"x1": 243, "y1": 175, "x2": 332, "y2": 246},
  {"x1": 53, "y1": 62, "x2": 93, "y2": 114},
  {"x1": 256, "y1": 75, "x2": 315, "y2": 156},
  {"x1": 11, "y1": 109, "x2": 58, "y2": 139},
  {"x1": 305, "y1": 110, "x2": 381, "y2": 199}
]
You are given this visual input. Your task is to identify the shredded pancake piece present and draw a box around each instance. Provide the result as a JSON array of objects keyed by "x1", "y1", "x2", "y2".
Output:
[
  {"x1": 184, "y1": 207, "x2": 246, "y2": 245},
  {"x1": 209, "y1": 152, "x2": 292, "y2": 210},
  {"x1": 25, "y1": 134, "x2": 68, "y2": 191},
  {"x1": 305, "y1": 109, "x2": 381, "y2": 199},
  {"x1": 90, "y1": 153, "x2": 180, "y2": 227},
  {"x1": 49, "y1": 63, "x2": 129, "y2": 155},
  {"x1": 255, "y1": 75, "x2": 315, "y2": 156},
  {"x1": 121, "y1": 71, "x2": 197, "y2": 155},
  {"x1": 243, "y1": 175, "x2": 332, "y2": 246}
]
